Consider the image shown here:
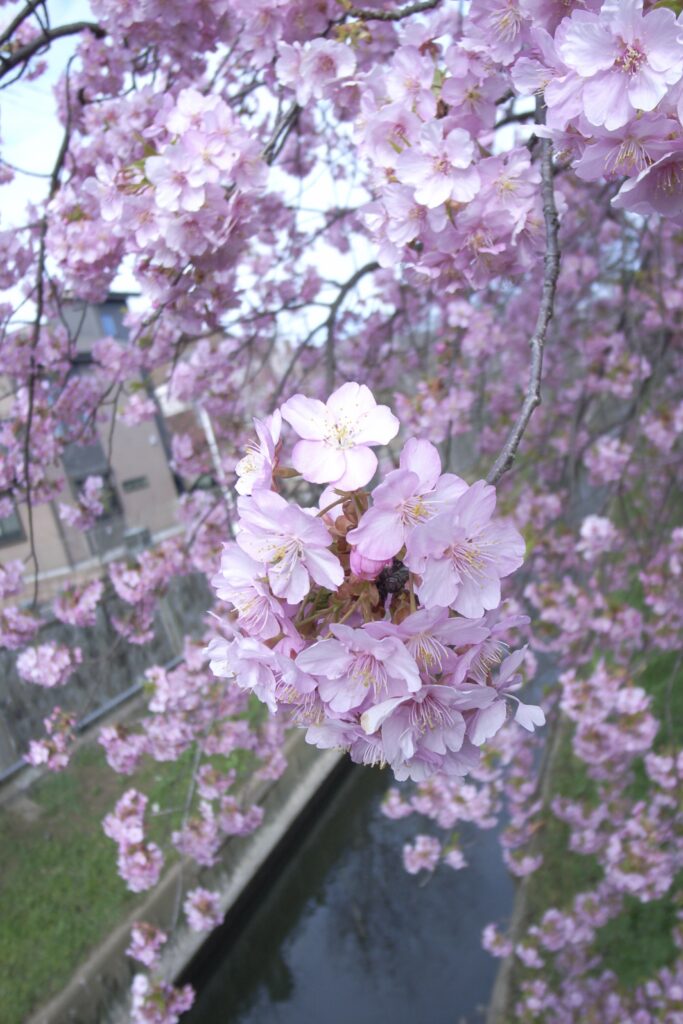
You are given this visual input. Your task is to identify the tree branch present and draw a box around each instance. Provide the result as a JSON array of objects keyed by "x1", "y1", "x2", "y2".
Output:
[
  {"x1": 22, "y1": 58, "x2": 79, "y2": 605},
  {"x1": 0, "y1": 21, "x2": 105, "y2": 80},
  {"x1": 262, "y1": 103, "x2": 300, "y2": 166},
  {"x1": 0, "y1": 0, "x2": 44, "y2": 48},
  {"x1": 340, "y1": 0, "x2": 442, "y2": 21},
  {"x1": 486, "y1": 126, "x2": 561, "y2": 486},
  {"x1": 325, "y1": 261, "x2": 380, "y2": 392}
]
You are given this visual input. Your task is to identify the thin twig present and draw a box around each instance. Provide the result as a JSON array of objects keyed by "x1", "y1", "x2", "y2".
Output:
[
  {"x1": 486, "y1": 110, "x2": 561, "y2": 486},
  {"x1": 325, "y1": 261, "x2": 380, "y2": 392},
  {"x1": 169, "y1": 742, "x2": 202, "y2": 931},
  {"x1": 269, "y1": 322, "x2": 327, "y2": 409},
  {"x1": 22, "y1": 57, "x2": 78, "y2": 605},
  {"x1": 262, "y1": 103, "x2": 300, "y2": 166}
]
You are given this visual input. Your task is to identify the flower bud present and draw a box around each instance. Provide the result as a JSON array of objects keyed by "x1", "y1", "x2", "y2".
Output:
[{"x1": 350, "y1": 548, "x2": 392, "y2": 581}]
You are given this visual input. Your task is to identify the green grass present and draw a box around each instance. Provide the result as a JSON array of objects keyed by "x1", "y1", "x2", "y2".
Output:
[
  {"x1": 0, "y1": 691, "x2": 276, "y2": 1024},
  {"x1": 518, "y1": 651, "x2": 683, "y2": 991},
  {"x1": 0, "y1": 744, "x2": 195, "y2": 1024}
]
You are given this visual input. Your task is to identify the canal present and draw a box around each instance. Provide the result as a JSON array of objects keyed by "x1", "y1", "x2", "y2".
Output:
[{"x1": 182, "y1": 762, "x2": 514, "y2": 1024}]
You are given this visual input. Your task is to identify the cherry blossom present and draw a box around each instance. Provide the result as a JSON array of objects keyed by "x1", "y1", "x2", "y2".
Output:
[
  {"x1": 16, "y1": 643, "x2": 83, "y2": 688},
  {"x1": 396, "y1": 123, "x2": 481, "y2": 208},
  {"x1": 235, "y1": 490, "x2": 344, "y2": 603},
  {"x1": 184, "y1": 887, "x2": 223, "y2": 932},
  {"x1": 555, "y1": 1, "x2": 683, "y2": 130},
  {"x1": 297, "y1": 622, "x2": 422, "y2": 715},
  {"x1": 126, "y1": 923, "x2": 168, "y2": 969},
  {"x1": 234, "y1": 411, "x2": 281, "y2": 496},
  {"x1": 280, "y1": 382, "x2": 399, "y2": 490},
  {"x1": 130, "y1": 974, "x2": 194, "y2": 1024},
  {"x1": 347, "y1": 439, "x2": 467, "y2": 561},
  {"x1": 405, "y1": 480, "x2": 525, "y2": 617},
  {"x1": 276, "y1": 39, "x2": 357, "y2": 106}
]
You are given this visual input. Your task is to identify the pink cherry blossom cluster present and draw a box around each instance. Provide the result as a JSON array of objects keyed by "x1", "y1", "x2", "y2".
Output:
[
  {"x1": 209, "y1": 382, "x2": 543, "y2": 783},
  {"x1": 52, "y1": 579, "x2": 104, "y2": 628},
  {"x1": 102, "y1": 789, "x2": 164, "y2": 893},
  {"x1": 0, "y1": 606, "x2": 40, "y2": 653},
  {"x1": 82, "y1": 85, "x2": 268, "y2": 315},
  {"x1": 276, "y1": 39, "x2": 357, "y2": 107},
  {"x1": 126, "y1": 922, "x2": 168, "y2": 970},
  {"x1": 58, "y1": 475, "x2": 105, "y2": 531},
  {"x1": 170, "y1": 796, "x2": 263, "y2": 869},
  {"x1": 16, "y1": 641, "x2": 82, "y2": 688},
  {"x1": 97, "y1": 633, "x2": 279, "y2": 882},
  {"x1": 485, "y1": 656, "x2": 683, "y2": 1023},
  {"x1": 358, "y1": 53, "x2": 546, "y2": 288},
  {"x1": 640, "y1": 526, "x2": 683, "y2": 651},
  {"x1": 382, "y1": 683, "x2": 546, "y2": 877},
  {"x1": 183, "y1": 886, "x2": 223, "y2": 932},
  {"x1": 108, "y1": 539, "x2": 187, "y2": 645},
  {"x1": 318, "y1": 0, "x2": 683, "y2": 298},
  {"x1": 378, "y1": 220, "x2": 683, "y2": 1011},
  {"x1": 130, "y1": 973, "x2": 194, "y2": 1024},
  {"x1": 25, "y1": 708, "x2": 77, "y2": 772},
  {"x1": 403, "y1": 834, "x2": 443, "y2": 874},
  {"x1": 0, "y1": 559, "x2": 24, "y2": 600}
]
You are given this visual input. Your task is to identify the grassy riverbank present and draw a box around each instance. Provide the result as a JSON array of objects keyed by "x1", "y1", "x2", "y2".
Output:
[
  {"x1": 0, "y1": 742, "x2": 194, "y2": 1024},
  {"x1": 0, "y1": 691, "x2": 271, "y2": 1024}
]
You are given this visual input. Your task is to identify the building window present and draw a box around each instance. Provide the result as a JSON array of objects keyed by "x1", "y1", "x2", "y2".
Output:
[
  {"x1": 99, "y1": 302, "x2": 127, "y2": 340},
  {"x1": 0, "y1": 505, "x2": 25, "y2": 546},
  {"x1": 122, "y1": 475, "x2": 149, "y2": 494}
]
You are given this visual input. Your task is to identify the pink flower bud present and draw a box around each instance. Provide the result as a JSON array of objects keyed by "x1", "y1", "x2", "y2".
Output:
[{"x1": 349, "y1": 549, "x2": 392, "y2": 581}]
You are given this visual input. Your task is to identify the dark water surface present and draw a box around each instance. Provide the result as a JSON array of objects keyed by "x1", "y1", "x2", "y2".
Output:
[{"x1": 183, "y1": 764, "x2": 513, "y2": 1024}]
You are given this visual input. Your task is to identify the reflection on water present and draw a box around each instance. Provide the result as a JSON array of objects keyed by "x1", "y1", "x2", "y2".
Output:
[{"x1": 183, "y1": 764, "x2": 513, "y2": 1024}]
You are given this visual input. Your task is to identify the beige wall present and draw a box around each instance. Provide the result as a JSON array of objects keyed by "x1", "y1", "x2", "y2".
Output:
[
  {"x1": 0, "y1": 298, "x2": 190, "y2": 603},
  {"x1": 2, "y1": 503, "x2": 68, "y2": 574},
  {"x1": 1, "y1": 397, "x2": 181, "y2": 604},
  {"x1": 103, "y1": 412, "x2": 179, "y2": 536}
]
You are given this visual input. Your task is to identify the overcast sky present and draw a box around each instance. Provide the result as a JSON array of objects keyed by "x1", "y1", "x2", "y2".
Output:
[{"x1": 2, "y1": 1, "x2": 93, "y2": 221}]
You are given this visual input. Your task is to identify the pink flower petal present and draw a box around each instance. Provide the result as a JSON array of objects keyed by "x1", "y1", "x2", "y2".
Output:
[
  {"x1": 514, "y1": 702, "x2": 546, "y2": 731},
  {"x1": 332, "y1": 446, "x2": 378, "y2": 490},
  {"x1": 280, "y1": 394, "x2": 329, "y2": 440},
  {"x1": 399, "y1": 438, "x2": 441, "y2": 491},
  {"x1": 291, "y1": 439, "x2": 346, "y2": 484},
  {"x1": 469, "y1": 702, "x2": 507, "y2": 746}
]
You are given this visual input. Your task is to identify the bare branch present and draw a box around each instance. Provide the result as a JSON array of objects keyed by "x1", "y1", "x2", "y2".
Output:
[
  {"x1": 340, "y1": 0, "x2": 442, "y2": 21},
  {"x1": 21, "y1": 58, "x2": 80, "y2": 605},
  {"x1": 0, "y1": 158, "x2": 52, "y2": 179},
  {"x1": 0, "y1": 0, "x2": 44, "y2": 48},
  {"x1": 0, "y1": 20, "x2": 105, "y2": 80},
  {"x1": 268, "y1": 262, "x2": 381, "y2": 407},
  {"x1": 486, "y1": 124, "x2": 561, "y2": 486},
  {"x1": 269, "y1": 322, "x2": 327, "y2": 409},
  {"x1": 262, "y1": 103, "x2": 300, "y2": 166},
  {"x1": 325, "y1": 261, "x2": 380, "y2": 392}
]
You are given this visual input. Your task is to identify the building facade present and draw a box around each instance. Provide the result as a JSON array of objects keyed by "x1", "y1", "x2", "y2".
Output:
[{"x1": 0, "y1": 296, "x2": 185, "y2": 601}]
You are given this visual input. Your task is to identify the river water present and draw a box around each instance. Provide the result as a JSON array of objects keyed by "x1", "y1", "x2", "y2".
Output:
[{"x1": 182, "y1": 762, "x2": 514, "y2": 1024}]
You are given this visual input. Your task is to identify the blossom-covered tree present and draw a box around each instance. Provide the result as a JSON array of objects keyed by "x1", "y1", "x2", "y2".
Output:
[{"x1": 1, "y1": 0, "x2": 682, "y2": 1020}]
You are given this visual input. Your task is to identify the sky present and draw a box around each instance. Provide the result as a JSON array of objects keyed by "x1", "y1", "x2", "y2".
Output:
[{"x1": 2, "y1": 0, "x2": 93, "y2": 220}]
